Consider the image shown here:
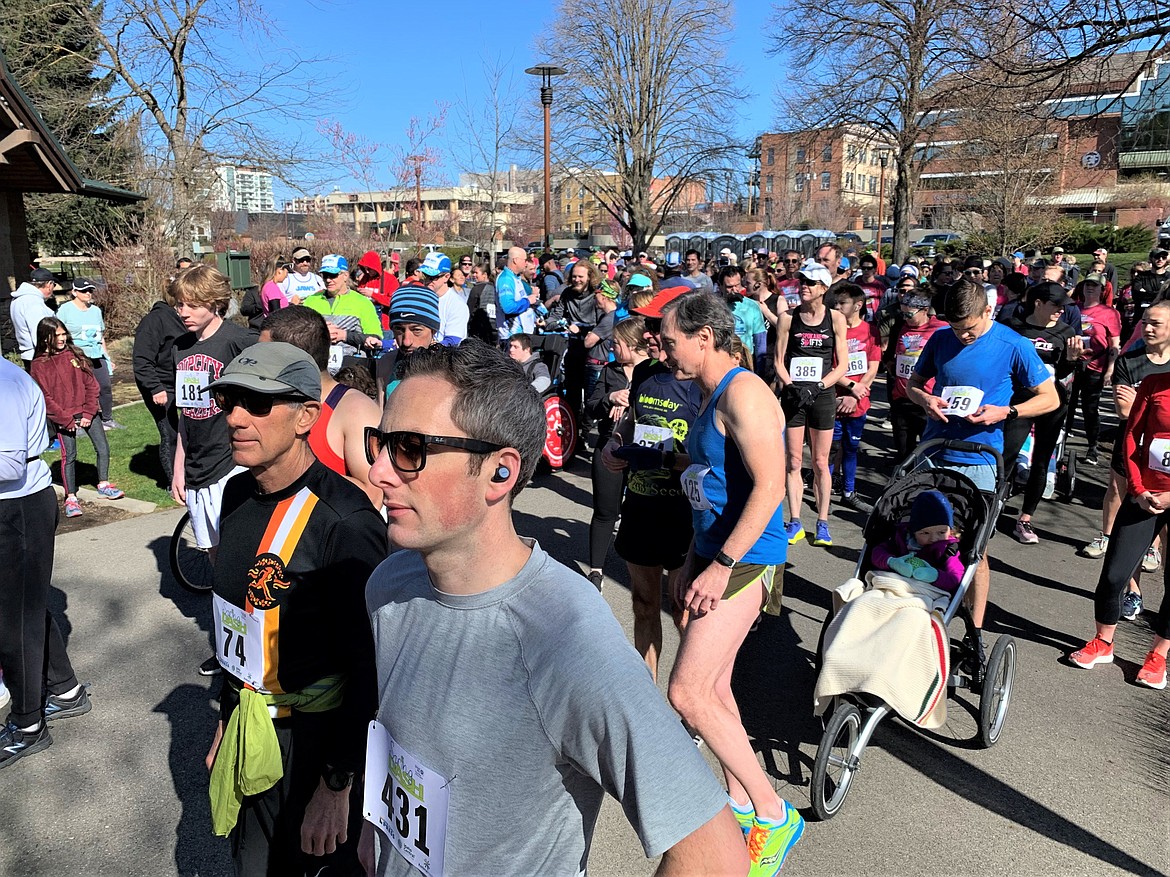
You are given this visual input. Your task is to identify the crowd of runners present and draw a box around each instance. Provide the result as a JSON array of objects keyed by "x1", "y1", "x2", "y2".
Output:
[{"x1": 1, "y1": 235, "x2": 1169, "y2": 876}]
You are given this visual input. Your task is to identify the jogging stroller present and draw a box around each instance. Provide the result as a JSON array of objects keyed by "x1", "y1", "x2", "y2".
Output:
[
  {"x1": 810, "y1": 439, "x2": 1018, "y2": 820},
  {"x1": 528, "y1": 333, "x2": 579, "y2": 470}
]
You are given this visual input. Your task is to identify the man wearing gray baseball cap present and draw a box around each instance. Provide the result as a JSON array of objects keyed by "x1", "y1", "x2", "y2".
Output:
[{"x1": 202, "y1": 341, "x2": 386, "y2": 875}]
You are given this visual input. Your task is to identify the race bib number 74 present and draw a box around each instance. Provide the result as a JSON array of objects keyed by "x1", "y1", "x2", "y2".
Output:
[{"x1": 364, "y1": 721, "x2": 450, "y2": 877}]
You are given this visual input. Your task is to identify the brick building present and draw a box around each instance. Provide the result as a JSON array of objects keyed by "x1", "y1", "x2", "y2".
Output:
[
  {"x1": 915, "y1": 53, "x2": 1170, "y2": 229},
  {"x1": 752, "y1": 125, "x2": 897, "y2": 232}
]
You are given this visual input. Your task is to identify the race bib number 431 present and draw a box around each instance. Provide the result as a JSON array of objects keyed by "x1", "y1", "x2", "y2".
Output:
[{"x1": 365, "y1": 721, "x2": 450, "y2": 877}]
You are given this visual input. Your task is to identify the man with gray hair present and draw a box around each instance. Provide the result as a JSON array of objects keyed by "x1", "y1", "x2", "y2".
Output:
[
  {"x1": 495, "y1": 245, "x2": 541, "y2": 340},
  {"x1": 361, "y1": 341, "x2": 747, "y2": 876}
]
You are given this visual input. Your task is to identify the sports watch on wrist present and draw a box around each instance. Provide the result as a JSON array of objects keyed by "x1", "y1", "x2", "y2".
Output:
[
  {"x1": 322, "y1": 764, "x2": 354, "y2": 792},
  {"x1": 1006, "y1": 405, "x2": 1019, "y2": 421},
  {"x1": 714, "y1": 551, "x2": 738, "y2": 569}
]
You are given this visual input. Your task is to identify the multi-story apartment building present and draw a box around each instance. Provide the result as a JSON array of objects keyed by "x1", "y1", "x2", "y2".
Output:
[
  {"x1": 553, "y1": 172, "x2": 707, "y2": 236},
  {"x1": 752, "y1": 126, "x2": 897, "y2": 232},
  {"x1": 213, "y1": 165, "x2": 276, "y2": 213}
]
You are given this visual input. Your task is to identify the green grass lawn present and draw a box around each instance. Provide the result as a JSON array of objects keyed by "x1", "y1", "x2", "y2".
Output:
[{"x1": 41, "y1": 400, "x2": 178, "y2": 508}]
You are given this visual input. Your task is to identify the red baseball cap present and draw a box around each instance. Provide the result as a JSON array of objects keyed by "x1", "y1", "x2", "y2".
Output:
[{"x1": 633, "y1": 285, "x2": 689, "y2": 318}]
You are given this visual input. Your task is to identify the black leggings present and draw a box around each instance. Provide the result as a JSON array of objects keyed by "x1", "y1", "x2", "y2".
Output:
[
  {"x1": 0, "y1": 486, "x2": 78, "y2": 727},
  {"x1": 1004, "y1": 400, "x2": 1067, "y2": 517},
  {"x1": 1095, "y1": 496, "x2": 1170, "y2": 638},
  {"x1": 589, "y1": 443, "x2": 625, "y2": 569},
  {"x1": 1065, "y1": 368, "x2": 1106, "y2": 450},
  {"x1": 890, "y1": 398, "x2": 926, "y2": 462}
]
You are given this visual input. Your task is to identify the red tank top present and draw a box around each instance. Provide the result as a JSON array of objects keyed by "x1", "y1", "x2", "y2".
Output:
[{"x1": 308, "y1": 384, "x2": 350, "y2": 475}]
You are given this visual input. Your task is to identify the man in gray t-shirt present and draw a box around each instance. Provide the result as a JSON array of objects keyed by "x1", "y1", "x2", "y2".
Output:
[{"x1": 360, "y1": 342, "x2": 747, "y2": 876}]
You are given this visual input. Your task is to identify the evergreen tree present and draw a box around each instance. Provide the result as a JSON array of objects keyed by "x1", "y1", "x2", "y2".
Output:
[{"x1": 0, "y1": 0, "x2": 140, "y2": 254}]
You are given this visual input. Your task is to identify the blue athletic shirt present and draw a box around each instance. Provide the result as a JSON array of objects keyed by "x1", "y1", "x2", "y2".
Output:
[
  {"x1": 915, "y1": 320, "x2": 1050, "y2": 464},
  {"x1": 687, "y1": 367, "x2": 787, "y2": 565}
]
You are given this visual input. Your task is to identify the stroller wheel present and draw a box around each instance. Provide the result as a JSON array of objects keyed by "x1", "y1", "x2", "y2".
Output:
[
  {"x1": 978, "y1": 636, "x2": 1016, "y2": 748},
  {"x1": 811, "y1": 701, "x2": 862, "y2": 820}
]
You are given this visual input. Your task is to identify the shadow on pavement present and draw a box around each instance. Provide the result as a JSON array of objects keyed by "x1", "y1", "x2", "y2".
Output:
[
  {"x1": 513, "y1": 508, "x2": 589, "y2": 574},
  {"x1": 147, "y1": 534, "x2": 215, "y2": 641},
  {"x1": 153, "y1": 683, "x2": 233, "y2": 876},
  {"x1": 48, "y1": 585, "x2": 73, "y2": 650},
  {"x1": 881, "y1": 725, "x2": 1166, "y2": 877}
]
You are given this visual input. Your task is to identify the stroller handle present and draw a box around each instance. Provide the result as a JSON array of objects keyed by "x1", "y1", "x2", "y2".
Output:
[{"x1": 894, "y1": 439, "x2": 1006, "y2": 485}]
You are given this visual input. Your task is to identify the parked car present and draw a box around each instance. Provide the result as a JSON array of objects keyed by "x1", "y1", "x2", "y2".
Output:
[
  {"x1": 836, "y1": 232, "x2": 864, "y2": 244},
  {"x1": 911, "y1": 232, "x2": 962, "y2": 250}
]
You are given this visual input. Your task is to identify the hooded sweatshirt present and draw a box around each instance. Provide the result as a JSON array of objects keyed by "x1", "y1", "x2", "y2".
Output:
[
  {"x1": 355, "y1": 250, "x2": 398, "y2": 331},
  {"x1": 132, "y1": 300, "x2": 187, "y2": 398},
  {"x1": 11, "y1": 282, "x2": 54, "y2": 361},
  {"x1": 29, "y1": 349, "x2": 99, "y2": 427}
]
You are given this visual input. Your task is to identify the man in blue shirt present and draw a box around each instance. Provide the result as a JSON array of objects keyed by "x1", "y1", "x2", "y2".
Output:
[
  {"x1": 495, "y1": 247, "x2": 541, "y2": 341},
  {"x1": 907, "y1": 279, "x2": 1058, "y2": 671}
]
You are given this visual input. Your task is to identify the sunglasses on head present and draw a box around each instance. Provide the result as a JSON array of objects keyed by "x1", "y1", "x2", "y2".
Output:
[
  {"x1": 364, "y1": 428, "x2": 506, "y2": 471},
  {"x1": 213, "y1": 388, "x2": 306, "y2": 416}
]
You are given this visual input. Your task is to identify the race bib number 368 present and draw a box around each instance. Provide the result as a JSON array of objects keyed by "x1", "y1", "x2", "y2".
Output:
[{"x1": 365, "y1": 721, "x2": 450, "y2": 877}]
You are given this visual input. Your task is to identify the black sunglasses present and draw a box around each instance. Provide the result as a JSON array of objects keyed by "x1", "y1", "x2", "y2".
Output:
[
  {"x1": 320, "y1": 272, "x2": 339, "y2": 280},
  {"x1": 295, "y1": 256, "x2": 312, "y2": 263},
  {"x1": 213, "y1": 388, "x2": 306, "y2": 416},
  {"x1": 644, "y1": 317, "x2": 662, "y2": 334},
  {"x1": 364, "y1": 427, "x2": 505, "y2": 471}
]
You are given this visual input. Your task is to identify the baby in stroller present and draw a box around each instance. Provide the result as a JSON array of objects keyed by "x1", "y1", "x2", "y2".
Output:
[{"x1": 870, "y1": 489, "x2": 964, "y2": 592}]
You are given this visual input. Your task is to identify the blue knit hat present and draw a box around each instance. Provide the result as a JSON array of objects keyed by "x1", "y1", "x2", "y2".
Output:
[
  {"x1": 389, "y1": 284, "x2": 440, "y2": 332},
  {"x1": 909, "y1": 489, "x2": 953, "y2": 533}
]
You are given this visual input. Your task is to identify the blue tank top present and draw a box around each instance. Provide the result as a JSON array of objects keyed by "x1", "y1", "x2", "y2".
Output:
[{"x1": 684, "y1": 367, "x2": 788, "y2": 564}]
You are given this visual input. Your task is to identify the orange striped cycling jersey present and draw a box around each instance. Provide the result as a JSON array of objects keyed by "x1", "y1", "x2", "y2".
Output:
[{"x1": 213, "y1": 461, "x2": 388, "y2": 772}]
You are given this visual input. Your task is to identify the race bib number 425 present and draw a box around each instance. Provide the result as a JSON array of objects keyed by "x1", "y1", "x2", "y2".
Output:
[{"x1": 364, "y1": 721, "x2": 450, "y2": 877}]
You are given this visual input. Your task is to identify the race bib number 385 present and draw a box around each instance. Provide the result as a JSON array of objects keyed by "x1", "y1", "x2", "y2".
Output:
[{"x1": 365, "y1": 721, "x2": 450, "y2": 877}]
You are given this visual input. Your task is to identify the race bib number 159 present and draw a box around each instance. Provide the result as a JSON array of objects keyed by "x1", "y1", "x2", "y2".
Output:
[{"x1": 940, "y1": 385, "x2": 985, "y2": 415}]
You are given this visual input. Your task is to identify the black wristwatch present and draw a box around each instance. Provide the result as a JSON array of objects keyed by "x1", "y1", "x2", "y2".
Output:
[
  {"x1": 1006, "y1": 405, "x2": 1019, "y2": 421},
  {"x1": 323, "y1": 764, "x2": 354, "y2": 792},
  {"x1": 714, "y1": 550, "x2": 738, "y2": 569}
]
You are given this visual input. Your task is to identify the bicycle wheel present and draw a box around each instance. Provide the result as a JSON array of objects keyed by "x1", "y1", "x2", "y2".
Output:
[
  {"x1": 170, "y1": 511, "x2": 215, "y2": 593},
  {"x1": 978, "y1": 635, "x2": 1016, "y2": 748},
  {"x1": 811, "y1": 701, "x2": 862, "y2": 821},
  {"x1": 542, "y1": 394, "x2": 578, "y2": 470}
]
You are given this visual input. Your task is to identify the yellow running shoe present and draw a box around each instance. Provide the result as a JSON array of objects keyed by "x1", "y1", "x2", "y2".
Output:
[{"x1": 747, "y1": 803, "x2": 805, "y2": 875}]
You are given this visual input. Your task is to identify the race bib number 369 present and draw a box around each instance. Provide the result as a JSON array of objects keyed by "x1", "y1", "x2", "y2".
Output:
[{"x1": 365, "y1": 721, "x2": 449, "y2": 877}]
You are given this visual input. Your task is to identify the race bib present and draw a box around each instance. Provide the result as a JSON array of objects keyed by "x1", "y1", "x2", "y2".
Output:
[
  {"x1": 1149, "y1": 437, "x2": 1170, "y2": 474},
  {"x1": 327, "y1": 344, "x2": 344, "y2": 375},
  {"x1": 211, "y1": 594, "x2": 268, "y2": 691},
  {"x1": 681, "y1": 464, "x2": 714, "y2": 511},
  {"x1": 785, "y1": 292, "x2": 801, "y2": 308},
  {"x1": 176, "y1": 369, "x2": 210, "y2": 409},
  {"x1": 789, "y1": 356, "x2": 823, "y2": 383},
  {"x1": 895, "y1": 353, "x2": 918, "y2": 379},
  {"x1": 633, "y1": 423, "x2": 673, "y2": 450},
  {"x1": 940, "y1": 385, "x2": 985, "y2": 416},
  {"x1": 364, "y1": 721, "x2": 450, "y2": 877},
  {"x1": 846, "y1": 351, "x2": 868, "y2": 377}
]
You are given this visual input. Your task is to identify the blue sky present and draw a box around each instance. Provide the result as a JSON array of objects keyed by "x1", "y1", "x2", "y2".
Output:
[{"x1": 271, "y1": 0, "x2": 775, "y2": 203}]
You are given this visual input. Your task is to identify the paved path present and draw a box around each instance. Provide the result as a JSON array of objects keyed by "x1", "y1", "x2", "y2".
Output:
[{"x1": 1, "y1": 403, "x2": 1168, "y2": 876}]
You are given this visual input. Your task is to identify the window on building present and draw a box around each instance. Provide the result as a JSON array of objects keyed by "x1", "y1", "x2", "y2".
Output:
[
  {"x1": 574, "y1": 221, "x2": 583, "y2": 234},
  {"x1": 578, "y1": 204, "x2": 584, "y2": 216},
  {"x1": 846, "y1": 172, "x2": 854, "y2": 190},
  {"x1": 795, "y1": 173, "x2": 805, "y2": 192},
  {"x1": 821, "y1": 172, "x2": 831, "y2": 190},
  {"x1": 767, "y1": 147, "x2": 775, "y2": 165},
  {"x1": 796, "y1": 147, "x2": 806, "y2": 162},
  {"x1": 846, "y1": 145, "x2": 856, "y2": 161},
  {"x1": 764, "y1": 197, "x2": 773, "y2": 215},
  {"x1": 765, "y1": 175, "x2": 773, "y2": 193},
  {"x1": 822, "y1": 144, "x2": 832, "y2": 162},
  {"x1": 869, "y1": 176, "x2": 877, "y2": 194}
]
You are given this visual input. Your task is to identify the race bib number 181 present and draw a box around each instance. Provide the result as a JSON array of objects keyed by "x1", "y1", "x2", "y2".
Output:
[
  {"x1": 176, "y1": 369, "x2": 210, "y2": 409},
  {"x1": 364, "y1": 721, "x2": 450, "y2": 877}
]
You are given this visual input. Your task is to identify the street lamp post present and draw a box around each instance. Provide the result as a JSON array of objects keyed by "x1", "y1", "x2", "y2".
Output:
[
  {"x1": 877, "y1": 148, "x2": 890, "y2": 255},
  {"x1": 525, "y1": 64, "x2": 567, "y2": 252}
]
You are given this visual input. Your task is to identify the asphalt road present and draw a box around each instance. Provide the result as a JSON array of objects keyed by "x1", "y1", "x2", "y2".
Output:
[{"x1": 1, "y1": 396, "x2": 1168, "y2": 876}]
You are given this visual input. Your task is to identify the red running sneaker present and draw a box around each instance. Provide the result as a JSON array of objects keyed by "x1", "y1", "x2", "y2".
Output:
[
  {"x1": 1069, "y1": 637, "x2": 1114, "y2": 669},
  {"x1": 1136, "y1": 651, "x2": 1167, "y2": 690}
]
